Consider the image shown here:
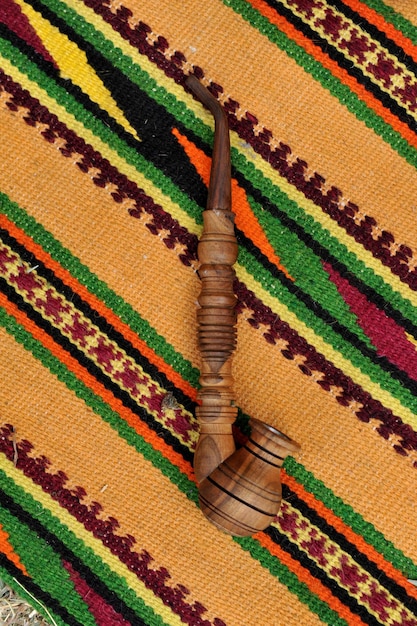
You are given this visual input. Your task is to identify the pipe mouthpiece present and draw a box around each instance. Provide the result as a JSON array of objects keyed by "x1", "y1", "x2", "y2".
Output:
[{"x1": 186, "y1": 75, "x2": 231, "y2": 211}]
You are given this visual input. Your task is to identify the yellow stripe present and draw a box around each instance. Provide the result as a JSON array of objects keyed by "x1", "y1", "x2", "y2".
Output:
[
  {"x1": 0, "y1": 244, "x2": 196, "y2": 450},
  {"x1": 2, "y1": 52, "x2": 416, "y2": 428},
  {"x1": 231, "y1": 134, "x2": 417, "y2": 310},
  {"x1": 0, "y1": 456, "x2": 186, "y2": 626},
  {"x1": 64, "y1": 0, "x2": 203, "y2": 118},
  {"x1": 280, "y1": 0, "x2": 417, "y2": 120},
  {"x1": 14, "y1": 0, "x2": 140, "y2": 141},
  {"x1": 20, "y1": 0, "x2": 413, "y2": 311},
  {"x1": 406, "y1": 332, "x2": 417, "y2": 349},
  {"x1": 273, "y1": 507, "x2": 416, "y2": 625}
]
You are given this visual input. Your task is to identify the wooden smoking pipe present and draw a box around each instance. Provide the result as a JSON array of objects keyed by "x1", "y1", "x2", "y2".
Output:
[{"x1": 186, "y1": 75, "x2": 300, "y2": 537}]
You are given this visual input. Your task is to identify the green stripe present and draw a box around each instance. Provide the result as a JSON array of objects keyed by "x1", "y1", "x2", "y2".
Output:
[
  {"x1": 222, "y1": 0, "x2": 417, "y2": 167},
  {"x1": 2, "y1": 0, "x2": 416, "y2": 621},
  {"x1": 35, "y1": 0, "x2": 199, "y2": 130},
  {"x1": 3, "y1": 215, "x2": 414, "y2": 578},
  {"x1": 3, "y1": 5, "x2": 417, "y2": 344},
  {"x1": 0, "y1": 504, "x2": 96, "y2": 626},
  {"x1": 0, "y1": 29, "x2": 202, "y2": 227},
  {"x1": 0, "y1": 305, "x2": 345, "y2": 625},
  {"x1": 4, "y1": 177, "x2": 417, "y2": 424},
  {"x1": 360, "y1": 0, "x2": 417, "y2": 44},
  {"x1": 0, "y1": 191, "x2": 200, "y2": 388},
  {"x1": 4, "y1": 35, "x2": 417, "y2": 416},
  {"x1": 235, "y1": 536, "x2": 348, "y2": 626},
  {"x1": 3, "y1": 275, "x2": 415, "y2": 580},
  {"x1": 49, "y1": 0, "x2": 416, "y2": 170},
  {"x1": 247, "y1": 193, "x2": 374, "y2": 348},
  {"x1": 2, "y1": 303, "x2": 415, "y2": 619},
  {"x1": 285, "y1": 457, "x2": 417, "y2": 578},
  {"x1": 0, "y1": 471, "x2": 170, "y2": 626},
  {"x1": 43, "y1": 0, "x2": 417, "y2": 172},
  {"x1": 3, "y1": 6, "x2": 417, "y2": 454}
]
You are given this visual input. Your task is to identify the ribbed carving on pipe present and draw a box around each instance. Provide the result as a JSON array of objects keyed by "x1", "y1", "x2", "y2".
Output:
[{"x1": 194, "y1": 208, "x2": 238, "y2": 482}]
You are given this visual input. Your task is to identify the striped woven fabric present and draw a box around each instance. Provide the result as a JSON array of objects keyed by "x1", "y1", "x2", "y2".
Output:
[{"x1": 1, "y1": 0, "x2": 417, "y2": 624}]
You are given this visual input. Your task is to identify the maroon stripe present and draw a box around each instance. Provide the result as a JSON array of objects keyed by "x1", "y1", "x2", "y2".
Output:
[
  {"x1": 0, "y1": 0, "x2": 57, "y2": 66},
  {"x1": 324, "y1": 262, "x2": 417, "y2": 381},
  {"x1": 63, "y1": 560, "x2": 133, "y2": 626}
]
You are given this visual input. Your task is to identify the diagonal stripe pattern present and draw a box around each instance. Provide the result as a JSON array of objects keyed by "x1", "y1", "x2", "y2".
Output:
[{"x1": 1, "y1": 0, "x2": 417, "y2": 625}]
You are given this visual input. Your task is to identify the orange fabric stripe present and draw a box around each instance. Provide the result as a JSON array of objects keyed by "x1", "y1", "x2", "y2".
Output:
[
  {"x1": 282, "y1": 471, "x2": 417, "y2": 601},
  {"x1": 0, "y1": 291, "x2": 194, "y2": 480},
  {"x1": 0, "y1": 213, "x2": 197, "y2": 402},
  {"x1": 256, "y1": 532, "x2": 368, "y2": 625},
  {"x1": 0, "y1": 523, "x2": 28, "y2": 576},
  {"x1": 172, "y1": 127, "x2": 293, "y2": 279},
  {"x1": 341, "y1": 0, "x2": 417, "y2": 64},
  {"x1": 247, "y1": 0, "x2": 417, "y2": 150}
]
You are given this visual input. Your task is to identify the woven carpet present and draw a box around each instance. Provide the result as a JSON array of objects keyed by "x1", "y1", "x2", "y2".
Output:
[{"x1": 1, "y1": 0, "x2": 417, "y2": 624}]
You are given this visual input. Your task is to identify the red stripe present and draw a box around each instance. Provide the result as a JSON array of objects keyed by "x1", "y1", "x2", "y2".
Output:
[
  {"x1": 256, "y1": 532, "x2": 368, "y2": 625},
  {"x1": 324, "y1": 261, "x2": 417, "y2": 382}
]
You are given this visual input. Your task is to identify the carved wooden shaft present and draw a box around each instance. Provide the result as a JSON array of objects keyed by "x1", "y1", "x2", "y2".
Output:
[
  {"x1": 195, "y1": 209, "x2": 238, "y2": 482},
  {"x1": 186, "y1": 75, "x2": 238, "y2": 483}
]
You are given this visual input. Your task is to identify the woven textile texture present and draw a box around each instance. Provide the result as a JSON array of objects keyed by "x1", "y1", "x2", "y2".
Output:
[{"x1": 1, "y1": 0, "x2": 417, "y2": 624}]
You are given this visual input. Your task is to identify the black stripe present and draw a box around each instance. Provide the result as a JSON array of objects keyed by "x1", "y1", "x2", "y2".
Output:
[
  {"x1": 243, "y1": 444, "x2": 282, "y2": 467},
  {"x1": 4, "y1": 3, "x2": 417, "y2": 403},
  {"x1": 5, "y1": 212, "x2": 417, "y2": 430},
  {"x1": 179, "y1": 99, "x2": 417, "y2": 346},
  {"x1": 206, "y1": 476, "x2": 276, "y2": 517},
  {"x1": 234, "y1": 166, "x2": 417, "y2": 339},
  {"x1": 236, "y1": 225, "x2": 417, "y2": 399},
  {"x1": 0, "y1": 277, "x2": 194, "y2": 464},
  {"x1": 280, "y1": 485, "x2": 417, "y2": 613},
  {"x1": 0, "y1": 491, "x2": 148, "y2": 625},
  {"x1": 1, "y1": 0, "x2": 209, "y2": 211},
  {"x1": 4, "y1": 182, "x2": 417, "y2": 427},
  {"x1": 264, "y1": 0, "x2": 417, "y2": 133},
  {"x1": 0, "y1": 22, "x2": 140, "y2": 151},
  {"x1": 0, "y1": 555, "x2": 87, "y2": 626},
  {"x1": 3, "y1": 8, "x2": 417, "y2": 354},
  {"x1": 181, "y1": 118, "x2": 417, "y2": 347}
]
